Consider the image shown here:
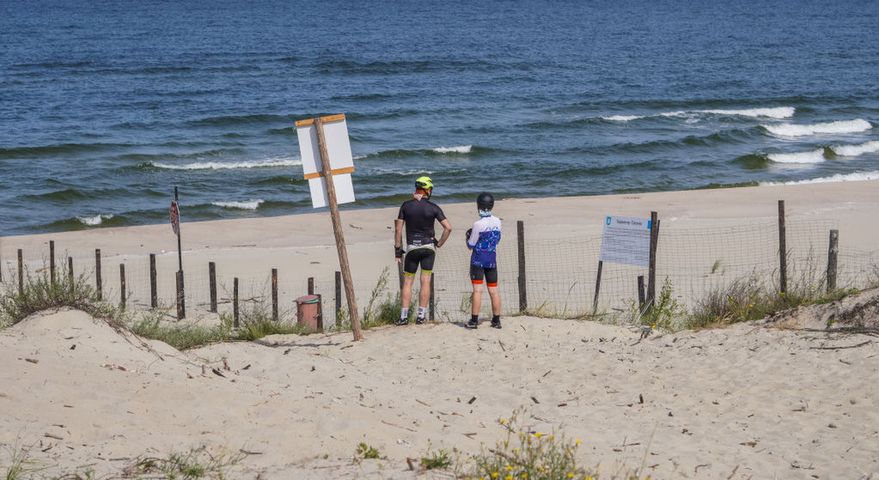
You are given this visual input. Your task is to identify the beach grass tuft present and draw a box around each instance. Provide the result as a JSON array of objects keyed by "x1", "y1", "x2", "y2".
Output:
[{"x1": 0, "y1": 271, "x2": 122, "y2": 327}]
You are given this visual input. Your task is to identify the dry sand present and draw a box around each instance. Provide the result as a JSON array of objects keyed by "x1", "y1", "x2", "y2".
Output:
[
  {"x1": 2, "y1": 182, "x2": 879, "y2": 478},
  {"x1": 1, "y1": 305, "x2": 877, "y2": 479}
]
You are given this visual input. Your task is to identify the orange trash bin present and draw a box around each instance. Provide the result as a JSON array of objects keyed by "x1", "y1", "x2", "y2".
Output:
[{"x1": 296, "y1": 295, "x2": 322, "y2": 332}]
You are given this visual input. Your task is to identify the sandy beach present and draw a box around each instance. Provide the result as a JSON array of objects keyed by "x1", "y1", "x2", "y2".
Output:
[{"x1": 1, "y1": 182, "x2": 878, "y2": 478}]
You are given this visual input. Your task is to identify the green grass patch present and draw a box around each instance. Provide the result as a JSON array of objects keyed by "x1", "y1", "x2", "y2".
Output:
[
  {"x1": 0, "y1": 271, "x2": 122, "y2": 328},
  {"x1": 355, "y1": 442, "x2": 381, "y2": 460}
]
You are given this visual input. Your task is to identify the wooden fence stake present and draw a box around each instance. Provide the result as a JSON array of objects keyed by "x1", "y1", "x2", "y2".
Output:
[
  {"x1": 149, "y1": 254, "x2": 158, "y2": 309},
  {"x1": 517, "y1": 220, "x2": 527, "y2": 312},
  {"x1": 119, "y1": 264, "x2": 126, "y2": 310},
  {"x1": 827, "y1": 229, "x2": 839, "y2": 293},
  {"x1": 176, "y1": 271, "x2": 185, "y2": 319},
  {"x1": 49, "y1": 240, "x2": 56, "y2": 286},
  {"x1": 209, "y1": 262, "x2": 217, "y2": 313},
  {"x1": 233, "y1": 277, "x2": 239, "y2": 328},
  {"x1": 95, "y1": 249, "x2": 102, "y2": 300},
  {"x1": 637, "y1": 275, "x2": 646, "y2": 310},
  {"x1": 335, "y1": 270, "x2": 342, "y2": 327},
  {"x1": 67, "y1": 257, "x2": 74, "y2": 281},
  {"x1": 397, "y1": 261, "x2": 404, "y2": 292},
  {"x1": 778, "y1": 200, "x2": 787, "y2": 295},
  {"x1": 308, "y1": 276, "x2": 314, "y2": 296},
  {"x1": 271, "y1": 268, "x2": 279, "y2": 321},
  {"x1": 647, "y1": 211, "x2": 659, "y2": 309},
  {"x1": 592, "y1": 260, "x2": 603, "y2": 315},
  {"x1": 429, "y1": 272, "x2": 435, "y2": 322},
  {"x1": 17, "y1": 249, "x2": 23, "y2": 294}
]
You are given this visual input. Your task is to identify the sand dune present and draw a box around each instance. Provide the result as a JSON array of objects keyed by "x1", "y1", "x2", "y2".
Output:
[{"x1": 1, "y1": 306, "x2": 877, "y2": 479}]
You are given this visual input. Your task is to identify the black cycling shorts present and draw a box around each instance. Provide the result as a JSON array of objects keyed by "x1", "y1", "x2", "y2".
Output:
[
  {"x1": 403, "y1": 248, "x2": 436, "y2": 275},
  {"x1": 470, "y1": 265, "x2": 498, "y2": 287}
]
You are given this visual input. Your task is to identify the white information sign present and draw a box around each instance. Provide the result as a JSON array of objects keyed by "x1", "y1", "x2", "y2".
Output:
[
  {"x1": 295, "y1": 115, "x2": 356, "y2": 209},
  {"x1": 598, "y1": 216, "x2": 652, "y2": 267}
]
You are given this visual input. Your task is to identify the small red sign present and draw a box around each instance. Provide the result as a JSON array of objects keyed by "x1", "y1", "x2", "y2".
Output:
[{"x1": 170, "y1": 200, "x2": 180, "y2": 236}]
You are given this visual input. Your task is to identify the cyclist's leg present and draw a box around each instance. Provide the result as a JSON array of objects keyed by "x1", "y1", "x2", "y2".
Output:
[
  {"x1": 470, "y1": 265, "x2": 485, "y2": 316},
  {"x1": 417, "y1": 250, "x2": 436, "y2": 310},
  {"x1": 485, "y1": 268, "x2": 501, "y2": 316},
  {"x1": 399, "y1": 250, "x2": 421, "y2": 323}
]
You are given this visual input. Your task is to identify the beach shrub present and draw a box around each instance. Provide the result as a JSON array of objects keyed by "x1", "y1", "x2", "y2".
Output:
[
  {"x1": 463, "y1": 410, "x2": 646, "y2": 480},
  {"x1": 420, "y1": 447, "x2": 453, "y2": 470},
  {"x1": 0, "y1": 270, "x2": 121, "y2": 327},
  {"x1": 355, "y1": 443, "x2": 381, "y2": 460},
  {"x1": 639, "y1": 278, "x2": 685, "y2": 331}
]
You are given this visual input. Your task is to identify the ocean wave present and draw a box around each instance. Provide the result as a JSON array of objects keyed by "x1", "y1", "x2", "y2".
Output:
[
  {"x1": 187, "y1": 113, "x2": 292, "y2": 127},
  {"x1": 149, "y1": 158, "x2": 301, "y2": 170},
  {"x1": 762, "y1": 119, "x2": 872, "y2": 137},
  {"x1": 0, "y1": 142, "x2": 131, "y2": 159},
  {"x1": 212, "y1": 199, "x2": 264, "y2": 210},
  {"x1": 432, "y1": 145, "x2": 472, "y2": 154},
  {"x1": 767, "y1": 148, "x2": 827, "y2": 164},
  {"x1": 831, "y1": 140, "x2": 879, "y2": 157},
  {"x1": 761, "y1": 171, "x2": 879, "y2": 186},
  {"x1": 77, "y1": 214, "x2": 114, "y2": 226},
  {"x1": 600, "y1": 106, "x2": 794, "y2": 123},
  {"x1": 358, "y1": 145, "x2": 489, "y2": 160}
]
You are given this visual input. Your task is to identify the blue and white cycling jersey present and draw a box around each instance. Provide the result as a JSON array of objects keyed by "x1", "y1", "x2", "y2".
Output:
[{"x1": 467, "y1": 215, "x2": 502, "y2": 268}]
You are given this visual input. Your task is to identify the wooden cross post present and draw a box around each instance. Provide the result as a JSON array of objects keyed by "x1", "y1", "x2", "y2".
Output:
[{"x1": 314, "y1": 116, "x2": 363, "y2": 341}]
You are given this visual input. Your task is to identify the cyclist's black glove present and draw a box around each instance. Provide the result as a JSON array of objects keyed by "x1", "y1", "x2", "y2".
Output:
[
  {"x1": 395, "y1": 246, "x2": 404, "y2": 259},
  {"x1": 465, "y1": 228, "x2": 472, "y2": 243}
]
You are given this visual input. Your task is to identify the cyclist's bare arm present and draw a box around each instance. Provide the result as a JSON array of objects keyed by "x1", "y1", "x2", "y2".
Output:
[{"x1": 436, "y1": 219, "x2": 452, "y2": 248}]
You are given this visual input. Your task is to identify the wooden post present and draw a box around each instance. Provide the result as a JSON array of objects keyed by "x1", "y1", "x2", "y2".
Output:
[
  {"x1": 233, "y1": 277, "x2": 239, "y2": 328},
  {"x1": 429, "y1": 272, "x2": 435, "y2": 322},
  {"x1": 49, "y1": 240, "x2": 56, "y2": 286},
  {"x1": 827, "y1": 229, "x2": 839, "y2": 293},
  {"x1": 397, "y1": 261, "x2": 404, "y2": 292},
  {"x1": 314, "y1": 116, "x2": 362, "y2": 340},
  {"x1": 119, "y1": 264, "x2": 126, "y2": 310},
  {"x1": 637, "y1": 275, "x2": 646, "y2": 310},
  {"x1": 517, "y1": 220, "x2": 527, "y2": 312},
  {"x1": 592, "y1": 260, "x2": 603, "y2": 315},
  {"x1": 176, "y1": 271, "x2": 185, "y2": 319},
  {"x1": 317, "y1": 293, "x2": 324, "y2": 331},
  {"x1": 335, "y1": 270, "x2": 342, "y2": 327},
  {"x1": 308, "y1": 276, "x2": 314, "y2": 296},
  {"x1": 95, "y1": 249, "x2": 102, "y2": 300},
  {"x1": 149, "y1": 254, "x2": 158, "y2": 308},
  {"x1": 208, "y1": 262, "x2": 217, "y2": 313},
  {"x1": 271, "y1": 268, "x2": 279, "y2": 321},
  {"x1": 778, "y1": 200, "x2": 787, "y2": 295},
  {"x1": 647, "y1": 211, "x2": 659, "y2": 309},
  {"x1": 17, "y1": 249, "x2": 23, "y2": 294},
  {"x1": 67, "y1": 257, "x2": 74, "y2": 281}
]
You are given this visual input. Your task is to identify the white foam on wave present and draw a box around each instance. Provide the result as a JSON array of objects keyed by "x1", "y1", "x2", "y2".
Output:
[
  {"x1": 831, "y1": 140, "x2": 879, "y2": 157},
  {"x1": 602, "y1": 115, "x2": 643, "y2": 122},
  {"x1": 603, "y1": 106, "x2": 794, "y2": 122},
  {"x1": 152, "y1": 158, "x2": 301, "y2": 170},
  {"x1": 212, "y1": 199, "x2": 264, "y2": 210},
  {"x1": 432, "y1": 145, "x2": 472, "y2": 154},
  {"x1": 768, "y1": 149, "x2": 826, "y2": 164},
  {"x1": 700, "y1": 107, "x2": 795, "y2": 119},
  {"x1": 763, "y1": 119, "x2": 872, "y2": 138},
  {"x1": 77, "y1": 214, "x2": 113, "y2": 226},
  {"x1": 761, "y1": 171, "x2": 879, "y2": 186}
]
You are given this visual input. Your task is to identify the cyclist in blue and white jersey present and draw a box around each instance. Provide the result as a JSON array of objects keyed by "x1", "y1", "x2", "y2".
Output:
[{"x1": 465, "y1": 192, "x2": 502, "y2": 329}]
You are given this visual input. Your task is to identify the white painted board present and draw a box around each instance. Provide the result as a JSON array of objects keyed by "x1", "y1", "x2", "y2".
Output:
[
  {"x1": 296, "y1": 118, "x2": 356, "y2": 208},
  {"x1": 598, "y1": 216, "x2": 652, "y2": 267}
]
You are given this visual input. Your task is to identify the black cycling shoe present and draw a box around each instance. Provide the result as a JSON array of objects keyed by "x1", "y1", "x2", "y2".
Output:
[
  {"x1": 465, "y1": 318, "x2": 478, "y2": 329},
  {"x1": 415, "y1": 316, "x2": 426, "y2": 325},
  {"x1": 395, "y1": 317, "x2": 409, "y2": 326},
  {"x1": 490, "y1": 319, "x2": 502, "y2": 329}
]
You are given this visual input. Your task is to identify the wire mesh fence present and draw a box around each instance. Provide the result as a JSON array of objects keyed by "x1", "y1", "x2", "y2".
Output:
[{"x1": 1, "y1": 213, "x2": 877, "y2": 326}]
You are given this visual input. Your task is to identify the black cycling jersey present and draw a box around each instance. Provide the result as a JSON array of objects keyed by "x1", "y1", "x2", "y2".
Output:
[{"x1": 397, "y1": 198, "x2": 446, "y2": 247}]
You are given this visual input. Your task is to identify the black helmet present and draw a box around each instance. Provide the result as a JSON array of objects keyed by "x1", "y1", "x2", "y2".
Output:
[{"x1": 477, "y1": 192, "x2": 494, "y2": 211}]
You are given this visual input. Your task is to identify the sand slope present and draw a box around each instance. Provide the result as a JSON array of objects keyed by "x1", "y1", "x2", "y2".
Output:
[{"x1": 1, "y1": 309, "x2": 878, "y2": 479}]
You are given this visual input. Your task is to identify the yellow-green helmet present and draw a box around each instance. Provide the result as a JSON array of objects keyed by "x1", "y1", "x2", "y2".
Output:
[{"x1": 415, "y1": 176, "x2": 433, "y2": 191}]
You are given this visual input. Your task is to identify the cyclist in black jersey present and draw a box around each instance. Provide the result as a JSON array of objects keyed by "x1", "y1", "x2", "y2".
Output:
[{"x1": 394, "y1": 176, "x2": 453, "y2": 325}]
